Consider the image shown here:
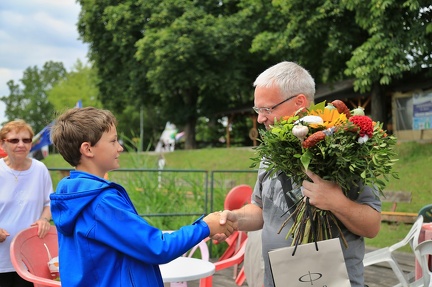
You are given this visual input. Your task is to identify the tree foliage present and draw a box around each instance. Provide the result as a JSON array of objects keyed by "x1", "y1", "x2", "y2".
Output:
[
  {"x1": 0, "y1": 61, "x2": 66, "y2": 131},
  {"x1": 76, "y1": 0, "x2": 157, "y2": 149},
  {"x1": 342, "y1": 0, "x2": 432, "y2": 92},
  {"x1": 249, "y1": 0, "x2": 432, "y2": 90},
  {"x1": 77, "y1": 0, "x2": 268, "y2": 149},
  {"x1": 244, "y1": 0, "x2": 432, "y2": 122},
  {"x1": 76, "y1": 0, "x2": 432, "y2": 147},
  {"x1": 48, "y1": 60, "x2": 102, "y2": 112}
]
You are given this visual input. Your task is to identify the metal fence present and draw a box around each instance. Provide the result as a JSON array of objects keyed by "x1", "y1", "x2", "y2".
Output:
[{"x1": 48, "y1": 168, "x2": 257, "y2": 218}]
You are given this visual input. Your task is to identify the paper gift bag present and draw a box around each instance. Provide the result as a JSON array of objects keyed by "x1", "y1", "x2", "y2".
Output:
[{"x1": 268, "y1": 238, "x2": 350, "y2": 287}]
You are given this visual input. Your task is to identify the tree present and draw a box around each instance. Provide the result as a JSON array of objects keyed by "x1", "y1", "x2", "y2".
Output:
[
  {"x1": 245, "y1": 0, "x2": 432, "y2": 123},
  {"x1": 77, "y1": 0, "x2": 266, "y2": 149},
  {"x1": 75, "y1": 0, "x2": 432, "y2": 148},
  {"x1": 48, "y1": 60, "x2": 102, "y2": 111},
  {"x1": 0, "y1": 61, "x2": 66, "y2": 131},
  {"x1": 77, "y1": 0, "x2": 149, "y2": 113},
  {"x1": 342, "y1": 0, "x2": 432, "y2": 121}
]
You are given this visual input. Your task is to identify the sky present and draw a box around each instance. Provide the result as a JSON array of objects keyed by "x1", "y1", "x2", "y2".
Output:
[{"x1": 0, "y1": 0, "x2": 88, "y2": 125}]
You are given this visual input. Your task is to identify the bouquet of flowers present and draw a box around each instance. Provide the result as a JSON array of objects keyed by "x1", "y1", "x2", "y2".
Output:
[{"x1": 250, "y1": 99, "x2": 399, "y2": 247}]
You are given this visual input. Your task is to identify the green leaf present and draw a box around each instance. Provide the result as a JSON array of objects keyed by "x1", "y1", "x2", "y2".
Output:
[{"x1": 300, "y1": 150, "x2": 312, "y2": 171}]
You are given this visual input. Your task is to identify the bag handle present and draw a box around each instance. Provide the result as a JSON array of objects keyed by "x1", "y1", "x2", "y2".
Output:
[{"x1": 277, "y1": 172, "x2": 303, "y2": 217}]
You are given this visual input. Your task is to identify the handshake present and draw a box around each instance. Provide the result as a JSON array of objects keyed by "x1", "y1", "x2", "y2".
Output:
[{"x1": 202, "y1": 210, "x2": 237, "y2": 238}]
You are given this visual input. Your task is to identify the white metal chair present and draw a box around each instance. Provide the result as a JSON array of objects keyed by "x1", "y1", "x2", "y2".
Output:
[
  {"x1": 393, "y1": 239, "x2": 432, "y2": 287},
  {"x1": 183, "y1": 238, "x2": 209, "y2": 261},
  {"x1": 364, "y1": 215, "x2": 424, "y2": 287}
]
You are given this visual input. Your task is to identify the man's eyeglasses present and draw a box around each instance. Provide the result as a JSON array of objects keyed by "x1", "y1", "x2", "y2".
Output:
[
  {"x1": 3, "y1": 138, "x2": 33, "y2": 144},
  {"x1": 253, "y1": 95, "x2": 297, "y2": 115}
]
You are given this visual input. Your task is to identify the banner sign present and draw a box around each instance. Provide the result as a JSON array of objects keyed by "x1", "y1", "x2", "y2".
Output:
[{"x1": 413, "y1": 91, "x2": 432, "y2": 130}]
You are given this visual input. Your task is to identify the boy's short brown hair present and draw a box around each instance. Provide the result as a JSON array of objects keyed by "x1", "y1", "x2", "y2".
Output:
[{"x1": 51, "y1": 107, "x2": 117, "y2": 167}]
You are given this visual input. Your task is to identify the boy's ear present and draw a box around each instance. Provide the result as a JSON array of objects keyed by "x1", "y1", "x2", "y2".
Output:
[{"x1": 80, "y1": 142, "x2": 94, "y2": 158}]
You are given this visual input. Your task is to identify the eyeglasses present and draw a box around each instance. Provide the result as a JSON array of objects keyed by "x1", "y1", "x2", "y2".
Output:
[
  {"x1": 3, "y1": 138, "x2": 33, "y2": 144},
  {"x1": 253, "y1": 95, "x2": 298, "y2": 115}
]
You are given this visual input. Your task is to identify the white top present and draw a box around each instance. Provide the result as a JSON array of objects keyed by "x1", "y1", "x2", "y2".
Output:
[
  {"x1": 0, "y1": 158, "x2": 53, "y2": 272},
  {"x1": 160, "y1": 257, "x2": 215, "y2": 282}
]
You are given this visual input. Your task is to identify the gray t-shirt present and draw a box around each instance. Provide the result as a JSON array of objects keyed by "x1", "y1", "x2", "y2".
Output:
[{"x1": 252, "y1": 166, "x2": 381, "y2": 287}]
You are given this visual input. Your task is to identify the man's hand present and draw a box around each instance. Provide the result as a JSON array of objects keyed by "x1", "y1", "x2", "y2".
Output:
[
  {"x1": 302, "y1": 169, "x2": 344, "y2": 211},
  {"x1": 210, "y1": 210, "x2": 239, "y2": 243},
  {"x1": 0, "y1": 228, "x2": 10, "y2": 243},
  {"x1": 203, "y1": 211, "x2": 236, "y2": 237},
  {"x1": 302, "y1": 170, "x2": 381, "y2": 238}
]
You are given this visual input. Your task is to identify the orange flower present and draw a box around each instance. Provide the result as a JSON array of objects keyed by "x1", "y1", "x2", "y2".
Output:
[{"x1": 308, "y1": 108, "x2": 347, "y2": 129}]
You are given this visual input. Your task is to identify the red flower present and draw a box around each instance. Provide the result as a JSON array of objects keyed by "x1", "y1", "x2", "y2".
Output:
[{"x1": 349, "y1": 115, "x2": 374, "y2": 137}]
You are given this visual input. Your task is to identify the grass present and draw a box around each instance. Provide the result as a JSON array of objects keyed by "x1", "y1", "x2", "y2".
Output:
[
  {"x1": 43, "y1": 142, "x2": 432, "y2": 252},
  {"x1": 364, "y1": 141, "x2": 432, "y2": 251}
]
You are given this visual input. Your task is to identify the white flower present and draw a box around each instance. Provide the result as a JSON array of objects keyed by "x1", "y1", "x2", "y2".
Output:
[
  {"x1": 296, "y1": 115, "x2": 324, "y2": 125},
  {"x1": 352, "y1": 107, "x2": 365, "y2": 116},
  {"x1": 358, "y1": 135, "x2": 369, "y2": 144},
  {"x1": 292, "y1": 124, "x2": 309, "y2": 141}
]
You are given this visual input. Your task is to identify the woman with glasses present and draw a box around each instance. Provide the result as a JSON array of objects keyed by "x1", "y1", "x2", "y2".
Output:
[{"x1": 0, "y1": 119, "x2": 53, "y2": 287}]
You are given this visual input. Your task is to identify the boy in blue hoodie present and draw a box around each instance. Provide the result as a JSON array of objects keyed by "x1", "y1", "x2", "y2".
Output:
[{"x1": 49, "y1": 107, "x2": 234, "y2": 286}]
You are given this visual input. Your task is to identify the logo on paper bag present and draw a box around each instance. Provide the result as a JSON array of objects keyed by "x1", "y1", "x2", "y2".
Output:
[{"x1": 298, "y1": 271, "x2": 324, "y2": 285}]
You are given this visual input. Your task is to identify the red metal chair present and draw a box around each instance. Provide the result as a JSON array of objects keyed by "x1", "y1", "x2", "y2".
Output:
[
  {"x1": 0, "y1": 146, "x2": 7, "y2": 158},
  {"x1": 223, "y1": 184, "x2": 253, "y2": 211},
  {"x1": 10, "y1": 225, "x2": 61, "y2": 287}
]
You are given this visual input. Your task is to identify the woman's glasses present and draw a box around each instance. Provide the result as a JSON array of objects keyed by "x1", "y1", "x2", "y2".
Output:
[{"x1": 3, "y1": 138, "x2": 33, "y2": 144}]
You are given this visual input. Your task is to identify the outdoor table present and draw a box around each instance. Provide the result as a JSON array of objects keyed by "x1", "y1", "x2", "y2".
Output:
[{"x1": 160, "y1": 256, "x2": 215, "y2": 287}]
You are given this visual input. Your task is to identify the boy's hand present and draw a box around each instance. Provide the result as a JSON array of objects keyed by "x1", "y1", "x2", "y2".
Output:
[{"x1": 203, "y1": 212, "x2": 236, "y2": 237}]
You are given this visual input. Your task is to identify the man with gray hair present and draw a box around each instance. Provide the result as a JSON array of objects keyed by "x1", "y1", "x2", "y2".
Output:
[{"x1": 215, "y1": 61, "x2": 381, "y2": 287}]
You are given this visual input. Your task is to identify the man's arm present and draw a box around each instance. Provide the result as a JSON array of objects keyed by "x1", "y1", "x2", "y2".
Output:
[
  {"x1": 212, "y1": 203, "x2": 264, "y2": 242},
  {"x1": 232, "y1": 203, "x2": 264, "y2": 231},
  {"x1": 328, "y1": 196, "x2": 380, "y2": 238}
]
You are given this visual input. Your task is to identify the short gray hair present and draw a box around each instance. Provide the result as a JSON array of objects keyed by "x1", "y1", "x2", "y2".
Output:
[{"x1": 253, "y1": 61, "x2": 315, "y2": 102}]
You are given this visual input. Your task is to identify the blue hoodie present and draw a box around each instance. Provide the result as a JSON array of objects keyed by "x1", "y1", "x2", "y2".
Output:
[{"x1": 50, "y1": 171, "x2": 210, "y2": 287}]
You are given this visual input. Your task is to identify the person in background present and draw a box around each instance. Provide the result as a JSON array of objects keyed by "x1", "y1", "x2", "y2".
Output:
[
  {"x1": 0, "y1": 120, "x2": 53, "y2": 287},
  {"x1": 0, "y1": 146, "x2": 7, "y2": 158},
  {"x1": 49, "y1": 107, "x2": 234, "y2": 286},
  {"x1": 243, "y1": 229, "x2": 264, "y2": 287},
  {"x1": 214, "y1": 61, "x2": 381, "y2": 287}
]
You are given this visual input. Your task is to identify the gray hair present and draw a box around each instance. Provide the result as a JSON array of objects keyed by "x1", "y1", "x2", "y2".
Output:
[{"x1": 253, "y1": 61, "x2": 315, "y2": 102}]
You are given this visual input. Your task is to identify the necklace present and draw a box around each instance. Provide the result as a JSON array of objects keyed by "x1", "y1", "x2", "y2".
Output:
[
  {"x1": 8, "y1": 169, "x2": 22, "y2": 182},
  {"x1": 2, "y1": 158, "x2": 23, "y2": 182}
]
